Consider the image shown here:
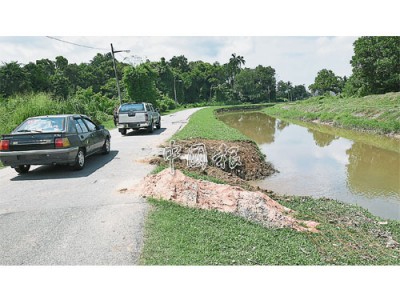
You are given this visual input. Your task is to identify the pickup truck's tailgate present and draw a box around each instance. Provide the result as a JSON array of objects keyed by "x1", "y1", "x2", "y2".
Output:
[{"x1": 119, "y1": 112, "x2": 147, "y2": 123}]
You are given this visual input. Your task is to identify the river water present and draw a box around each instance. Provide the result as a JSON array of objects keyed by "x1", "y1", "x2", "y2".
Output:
[{"x1": 218, "y1": 112, "x2": 400, "y2": 220}]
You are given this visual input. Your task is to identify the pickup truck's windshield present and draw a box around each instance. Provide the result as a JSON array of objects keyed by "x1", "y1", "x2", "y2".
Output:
[
  {"x1": 15, "y1": 117, "x2": 65, "y2": 133},
  {"x1": 119, "y1": 103, "x2": 145, "y2": 112}
]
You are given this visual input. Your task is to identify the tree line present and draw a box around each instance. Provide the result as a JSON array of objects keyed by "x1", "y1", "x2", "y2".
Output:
[
  {"x1": 0, "y1": 36, "x2": 398, "y2": 115},
  {"x1": 0, "y1": 51, "x2": 310, "y2": 110},
  {"x1": 308, "y1": 36, "x2": 399, "y2": 96}
]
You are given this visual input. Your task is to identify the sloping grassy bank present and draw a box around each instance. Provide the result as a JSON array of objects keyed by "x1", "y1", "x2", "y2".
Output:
[
  {"x1": 172, "y1": 106, "x2": 249, "y2": 141},
  {"x1": 140, "y1": 107, "x2": 400, "y2": 265},
  {"x1": 263, "y1": 92, "x2": 400, "y2": 135}
]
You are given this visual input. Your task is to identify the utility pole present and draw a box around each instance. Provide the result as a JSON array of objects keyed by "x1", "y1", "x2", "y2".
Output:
[
  {"x1": 111, "y1": 43, "x2": 130, "y2": 106},
  {"x1": 173, "y1": 77, "x2": 182, "y2": 104}
]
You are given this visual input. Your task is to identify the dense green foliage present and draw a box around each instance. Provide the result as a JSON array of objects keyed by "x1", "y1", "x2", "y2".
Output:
[
  {"x1": 348, "y1": 36, "x2": 400, "y2": 96},
  {"x1": 264, "y1": 92, "x2": 400, "y2": 134},
  {"x1": 141, "y1": 196, "x2": 400, "y2": 265},
  {"x1": 123, "y1": 63, "x2": 159, "y2": 105},
  {"x1": 309, "y1": 69, "x2": 345, "y2": 95},
  {"x1": 0, "y1": 54, "x2": 124, "y2": 100},
  {"x1": 277, "y1": 80, "x2": 310, "y2": 101},
  {"x1": 234, "y1": 65, "x2": 277, "y2": 102},
  {"x1": 307, "y1": 36, "x2": 399, "y2": 97},
  {"x1": 0, "y1": 91, "x2": 118, "y2": 135}
]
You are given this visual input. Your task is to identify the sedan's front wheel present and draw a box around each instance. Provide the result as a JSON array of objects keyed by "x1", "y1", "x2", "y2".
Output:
[
  {"x1": 15, "y1": 164, "x2": 30, "y2": 174},
  {"x1": 72, "y1": 148, "x2": 85, "y2": 171}
]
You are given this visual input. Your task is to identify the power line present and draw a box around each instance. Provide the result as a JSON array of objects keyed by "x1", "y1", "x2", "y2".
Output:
[
  {"x1": 46, "y1": 36, "x2": 148, "y2": 65},
  {"x1": 46, "y1": 36, "x2": 109, "y2": 51}
]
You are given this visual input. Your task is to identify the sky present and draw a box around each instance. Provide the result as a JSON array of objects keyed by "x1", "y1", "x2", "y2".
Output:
[
  {"x1": 1, "y1": 1, "x2": 397, "y2": 90},
  {"x1": 0, "y1": 36, "x2": 357, "y2": 88}
]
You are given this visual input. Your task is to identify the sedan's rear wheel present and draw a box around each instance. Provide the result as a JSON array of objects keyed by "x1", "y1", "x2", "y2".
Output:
[
  {"x1": 102, "y1": 137, "x2": 110, "y2": 155},
  {"x1": 15, "y1": 164, "x2": 30, "y2": 174},
  {"x1": 72, "y1": 148, "x2": 85, "y2": 170}
]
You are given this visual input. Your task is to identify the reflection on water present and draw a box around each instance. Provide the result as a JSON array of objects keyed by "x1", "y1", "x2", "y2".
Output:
[
  {"x1": 225, "y1": 112, "x2": 276, "y2": 144},
  {"x1": 347, "y1": 143, "x2": 400, "y2": 198},
  {"x1": 308, "y1": 128, "x2": 339, "y2": 147},
  {"x1": 219, "y1": 112, "x2": 400, "y2": 220}
]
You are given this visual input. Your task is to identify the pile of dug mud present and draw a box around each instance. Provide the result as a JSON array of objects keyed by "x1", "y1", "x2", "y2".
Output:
[
  {"x1": 136, "y1": 169, "x2": 318, "y2": 232},
  {"x1": 150, "y1": 139, "x2": 276, "y2": 183}
]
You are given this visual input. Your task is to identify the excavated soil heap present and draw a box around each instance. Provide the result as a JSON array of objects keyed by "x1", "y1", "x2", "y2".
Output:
[
  {"x1": 161, "y1": 139, "x2": 277, "y2": 181},
  {"x1": 136, "y1": 169, "x2": 318, "y2": 232}
]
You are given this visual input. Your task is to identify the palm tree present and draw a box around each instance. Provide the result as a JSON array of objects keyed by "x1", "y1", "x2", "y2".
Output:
[{"x1": 228, "y1": 53, "x2": 246, "y2": 88}]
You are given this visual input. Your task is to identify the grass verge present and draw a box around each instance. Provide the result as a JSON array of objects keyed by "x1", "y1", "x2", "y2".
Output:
[
  {"x1": 140, "y1": 197, "x2": 400, "y2": 265},
  {"x1": 263, "y1": 92, "x2": 400, "y2": 134}
]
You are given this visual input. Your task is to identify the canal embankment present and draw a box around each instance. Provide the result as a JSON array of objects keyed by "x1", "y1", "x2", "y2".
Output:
[
  {"x1": 263, "y1": 92, "x2": 400, "y2": 137},
  {"x1": 140, "y1": 106, "x2": 400, "y2": 265}
]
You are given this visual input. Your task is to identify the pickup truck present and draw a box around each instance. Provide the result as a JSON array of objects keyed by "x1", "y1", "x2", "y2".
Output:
[{"x1": 117, "y1": 102, "x2": 161, "y2": 135}]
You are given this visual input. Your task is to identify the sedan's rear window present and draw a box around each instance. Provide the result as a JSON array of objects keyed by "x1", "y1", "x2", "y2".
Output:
[
  {"x1": 119, "y1": 103, "x2": 145, "y2": 112},
  {"x1": 14, "y1": 117, "x2": 65, "y2": 133}
]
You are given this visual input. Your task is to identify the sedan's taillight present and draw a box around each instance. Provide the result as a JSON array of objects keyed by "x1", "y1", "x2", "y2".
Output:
[
  {"x1": 55, "y1": 138, "x2": 71, "y2": 148},
  {"x1": 0, "y1": 140, "x2": 10, "y2": 151}
]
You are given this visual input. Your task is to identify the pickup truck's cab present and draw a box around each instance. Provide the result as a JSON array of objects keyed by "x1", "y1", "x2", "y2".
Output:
[{"x1": 117, "y1": 102, "x2": 161, "y2": 135}]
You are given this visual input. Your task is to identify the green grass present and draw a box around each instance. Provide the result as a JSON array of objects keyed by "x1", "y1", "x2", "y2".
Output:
[
  {"x1": 263, "y1": 92, "x2": 400, "y2": 134},
  {"x1": 140, "y1": 197, "x2": 400, "y2": 265},
  {"x1": 101, "y1": 119, "x2": 116, "y2": 130},
  {"x1": 0, "y1": 93, "x2": 117, "y2": 136},
  {"x1": 141, "y1": 198, "x2": 322, "y2": 265},
  {"x1": 172, "y1": 107, "x2": 249, "y2": 141}
]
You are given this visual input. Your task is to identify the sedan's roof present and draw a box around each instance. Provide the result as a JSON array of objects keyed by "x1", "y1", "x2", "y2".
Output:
[{"x1": 28, "y1": 114, "x2": 88, "y2": 119}]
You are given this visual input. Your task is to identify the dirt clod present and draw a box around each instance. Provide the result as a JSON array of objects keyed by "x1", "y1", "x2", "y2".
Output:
[{"x1": 135, "y1": 169, "x2": 319, "y2": 232}]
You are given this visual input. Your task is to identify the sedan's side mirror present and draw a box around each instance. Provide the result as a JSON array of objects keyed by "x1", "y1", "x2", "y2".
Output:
[{"x1": 98, "y1": 125, "x2": 105, "y2": 130}]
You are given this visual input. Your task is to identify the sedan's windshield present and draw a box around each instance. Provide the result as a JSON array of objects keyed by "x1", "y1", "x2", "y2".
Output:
[
  {"x1": 119, "y1": 103, "x2": 144, "y2": 112},
  {"x1": 15, "y1": 117, "x2": 65, "y2": 133}
]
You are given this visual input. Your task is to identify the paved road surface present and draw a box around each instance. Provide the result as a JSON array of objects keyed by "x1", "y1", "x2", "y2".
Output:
[{"x1": 0, "y1": 108, "x2": 201, "y2": 265}]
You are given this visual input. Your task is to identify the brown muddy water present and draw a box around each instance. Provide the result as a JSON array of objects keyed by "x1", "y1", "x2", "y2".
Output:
[{"x1": 218, "y1": 112, "x2": 400, "y2": 220}]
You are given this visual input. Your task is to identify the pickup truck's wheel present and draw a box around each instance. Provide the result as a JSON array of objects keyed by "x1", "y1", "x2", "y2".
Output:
[
  {"x1": 147, "y1": 121, "x2": 154, "y2": 133},
  {"x1": 156, "y1": 118, "x2": 161, "y2": 129},
  {"x1": 102, "y1": 137, "x2": 110, "y2": 155},
  {"x1": 15, "y1": 164, "x2": 30, "y2": 174},
  {"x1": 72, "y1": 148, "x2": 85, "y2": 170}
]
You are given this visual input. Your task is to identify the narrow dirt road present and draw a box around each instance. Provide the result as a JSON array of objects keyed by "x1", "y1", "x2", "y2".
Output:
[{"x1": 0, "y1": 108, "x2": 202, "y2": 265}]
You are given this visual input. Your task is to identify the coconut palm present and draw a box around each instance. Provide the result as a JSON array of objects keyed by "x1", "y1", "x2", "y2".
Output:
[{"x1": 227, "y1": 53, "x2": 246, "y2": 88}]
